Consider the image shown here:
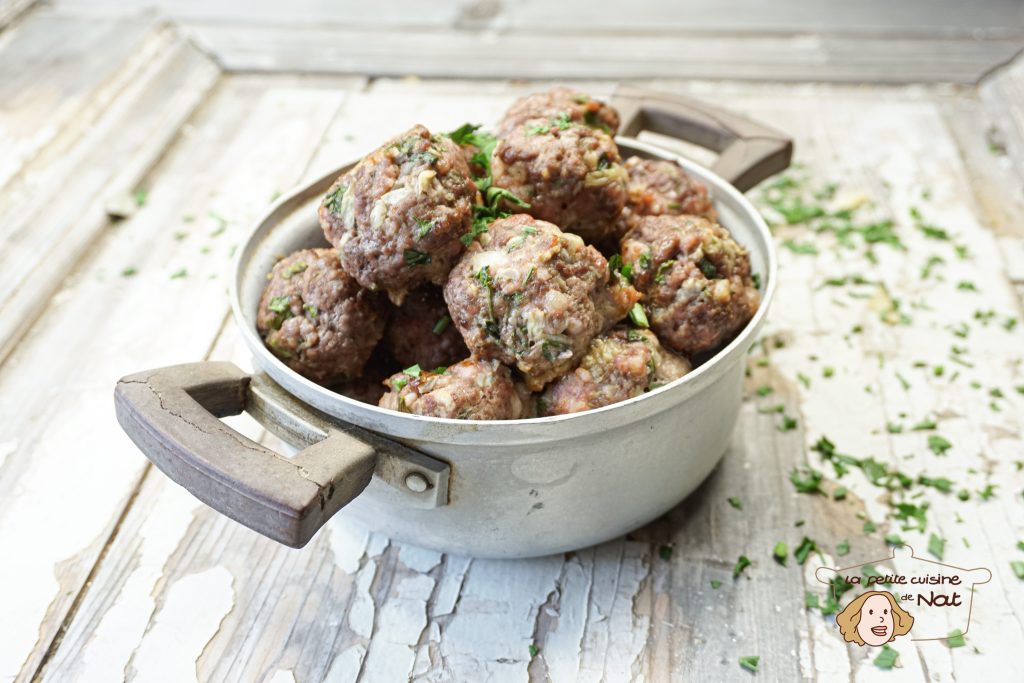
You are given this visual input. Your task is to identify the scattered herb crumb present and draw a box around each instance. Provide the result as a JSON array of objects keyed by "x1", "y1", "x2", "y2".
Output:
[
  {"x1": 874, "y1": 644, "x2": 899, "y2": 670},
  {"x1": 928, "y1": 533, "x2": 945, "y2": 560},
  {"x1": 733, "y1": 555, "x2": 753, "y2": 578},
  {"x1": 728, "y1": 496, "x2": 743, "y2": 510},
  {"x1": 170, "y1": 268, "x2": 187, "y2": 279},
  {"x1": 738, "y1": 655, "x2": 760, "y2": 673},
  {"x1": 947, "y1": 629, "x2": 966, "y2": 648},
  {"x1": 773, "y1": 541, "x2": 788, "y2": 565},
  {"x1": 529, "y1": 644, "x2": 539, "y2": 658},
  {"x1": 837, "y1": 540, "x2": 850, "y2": 556},
  {"x1": 928, "y1": 435, "x2": 952, "y2": 456},
  {"x1": 121, "y1": 266, "x2": 138, "y2": 277},
  {"x1": 710, "y1": 579, "x2": 722, "y2": 589},
  {"x1": 658, "y1": 545, "x2": 673, "y2": 560}
]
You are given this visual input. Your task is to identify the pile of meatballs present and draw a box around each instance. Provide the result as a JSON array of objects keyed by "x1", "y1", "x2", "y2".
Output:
[{"x1": 257, "y1": 88, "x2": 760, "y2": 420}]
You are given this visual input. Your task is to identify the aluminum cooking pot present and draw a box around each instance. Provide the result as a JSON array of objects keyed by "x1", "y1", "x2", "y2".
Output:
[{"x1": 115, "y1": 86, "x2": 792, "y2": 558}]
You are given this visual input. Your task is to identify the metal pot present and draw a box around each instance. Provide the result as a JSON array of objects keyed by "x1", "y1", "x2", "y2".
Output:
[{"x1": 115, "y1": 87, "x2": 791, "y2": 558}]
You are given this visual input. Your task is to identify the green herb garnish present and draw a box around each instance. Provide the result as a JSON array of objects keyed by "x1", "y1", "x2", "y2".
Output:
[
  {"x1": 628, "y1": 303, "x2": 649, "y2": 328},
  {"x1": 733, "y1": 555, "x2": 752, "y2": 578},
  {"x1": 432, "y1": 315, "x2": 451, "y2": 335},
  {"x1": 738, "y1": 655, "x2": 759, "y2": 673},
  {"x1": 324, "y1": 184, "x2": 346, "y2": 215},
  {"x1": 773, "y1": 541, "x2": 788, "y2": 565},
  {"x1": 404, "y1": 249, "x2": 431, "y2": 266}
]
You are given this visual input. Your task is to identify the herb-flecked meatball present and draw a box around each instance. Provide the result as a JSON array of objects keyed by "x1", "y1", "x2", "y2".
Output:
[
  {"x1": 621, "y1": 215, "x2": 760, "y2": 356},
  {"x1": 379, "y1": 359, "x2": 532, "y2": 420},
  {"x1": 444, "y1": 215, "x2": 640, "y2": 391},
  {"x1": 539, "y1": 327, "x2": 691, "y2": 416},
  {"x1": 497, "y1": 87, "x2": 620, "y2": 138},
  {"x1": 615, "y1": 156, "x2": 716, "y2": 238},
  {"x1": 256, "y1": 248, "x2": 387, "y2": 385},
  {"x1": 382, "y1": 286, "x2": 468, "y2": 371},
  {"x1": 318, "y1": 124, "x2": 477, "y2": 305},
  {"x1": 490, "y1": 118, "x2": 628, "y2": 245}
]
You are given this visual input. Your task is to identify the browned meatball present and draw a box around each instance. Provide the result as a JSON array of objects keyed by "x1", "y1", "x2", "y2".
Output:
[
  {"x1": 379, "y1": 359, "x2": 531, "y2": 420},
  {"x1": 539, "y1": 327, "x2": 691, "y2": 416},
  {"x1": 621, "y1": 215, "x2": 760, "y2": 356},
  {"x1": 256, "y1": 248, "x2": 387, "y2": 385},
  {"x1": 614, "y1": 156, "x2": 717, "y2": 238},
  {"x1": 497, "y1": 87, "x2": 620, "y2": 138},
  {"x1": 491, "y1": 119, "x2": 628, "y2": 245},
  {"x1": 318, "y1": 125, "x2": 477, "y2": 305},
  {"x1": 444, "y1": 215, "x2": 640, "y2": 391},
  {"x1": 382, "y1": 286, "x2": 468, "y2": 371}
]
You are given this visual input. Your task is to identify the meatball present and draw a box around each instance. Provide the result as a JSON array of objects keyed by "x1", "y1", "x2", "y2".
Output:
[
  {"x1": 539, "y1": 327, "x2": 691, "y2": 416},
  {"x1": 382, "y1": 286, "x2": 468, "y2": 371},
  {"x1": 379, "y1": 359, "x2": 531, "y2": 420},
  {"x1": 614, "y1": 156, "x2": 716, "y2": 238},
  {"x1": 256, "y1": 248, "x2": 387, "y2": 385},
  {"x1": 491, "y1": 118, "x2": 628, "y2": 245},
  {"x1": 318, "y1": 124, "x2": 477, "y2": 305},
  {"x1": 444, "y1": 215, "x2": 640, "y2": 391},
  {"x1": 497, "y1": 87, "x2": 620, "y2": 138},
  {"x1": 621, "y1": 215, "x2": 760, "y2": 356}
]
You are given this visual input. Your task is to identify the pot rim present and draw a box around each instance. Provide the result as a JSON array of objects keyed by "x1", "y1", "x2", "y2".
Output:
[{"x1": 230, "y1": 136, "x2": 777, "y2": 434}]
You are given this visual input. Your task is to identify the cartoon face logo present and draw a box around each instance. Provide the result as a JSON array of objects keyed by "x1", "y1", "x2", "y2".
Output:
[{"x1": 836, "y1": 591, "x2": 914, "y2": 647}]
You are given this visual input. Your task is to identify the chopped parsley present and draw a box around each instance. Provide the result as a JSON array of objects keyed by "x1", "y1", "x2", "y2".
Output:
[
  {"x1": 529, "y1": 644, "x2": 539, "y2": 658},
  {"x1": 698, "y1": 258, "x2": 718, "y2": 278},
  {"x1": 1011, "y1": 560, "x2": 1024, "y2": 580},
  {"x1": 836, "y1": 539, "x2": 850, "y2": 556},
  {"x1": 404, "y1": 249, "x2": 432, "y2": 266},
  {"x1": 733, "y1": 555, "x2": 752, "y2": 578},
  {"x1": 927, "y1": 434, "x2": 952, "y2": 456},
  {"x1": 324, "y1": 184, "x2": 346, "y2": 215},
  {"x1": 170, "y1": 268, "x2": 188, "y2": 280},
  {"x1": 928, "y1": 533, "x2": 945, "y2": 560},
  {"x1": 654, "y1": 259, "x2": 676, "y2": 284},
  {"x1": 728, "y1": 496, "x2": 743, "y2": 510},
  {"x1": 303, "y1": 303, "x2": 318, "y2": 318},
  {"x1": 415, "y1": 217, "x2": 435, "y2": 238},
  {"x1": 133, "y1": 189, "x2": 148, "y2": 207},
  {"x1": 790, "y1": 467, "x2": 824, "y2": 495},
  {"x1": 628, "y1": 303, "x2": 649, "y2": 328},
  {"x1": 282, "y1": 261, "x2": 308, "y2": 279},
  {"x1": 794, "y1": 536, "x2": 819, "y2": 565},
  {"x1": 873, "y1": 645, "x2": 899, "y2": 670},
  {"x1": 658, "y1": 545, "x2": 673, "y2": 560},
  {"x1": 773, "y1": 541, "x2": 788, "y2": 565},
  {"x1": 710, "y1": 579, "x2": 722, "y2": 589},
  {"x1": 738, "y1": 655, "x2": 759, "y2": 673},
  {"x1": 121, "y1": 266, "x2": 138, "y2": 277},
  {"x1": 432, "y1": 315, "x2": 451, "y2": 335},
  {"x1": 403, "y1": 364, "x2": 422, "y2": 377},
  {"x1": 947, "y1": 629, "x2": 966, "y2": 648}
]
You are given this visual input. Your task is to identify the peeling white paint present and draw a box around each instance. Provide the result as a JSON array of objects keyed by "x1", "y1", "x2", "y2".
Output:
[
  {"x1": 126, "y1": 567, "x2": 235, "y2": 683},
  {"x1": 322, "y1": 644, "x2": 366, "y2": 683}
]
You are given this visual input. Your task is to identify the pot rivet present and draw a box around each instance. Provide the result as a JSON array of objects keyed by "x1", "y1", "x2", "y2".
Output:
[{"x1": 405, "y1": 472, "x2": 430, "y2": 493}]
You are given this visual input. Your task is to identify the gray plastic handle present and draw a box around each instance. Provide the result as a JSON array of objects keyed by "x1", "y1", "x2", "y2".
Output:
[
  {"x1": 114, "y1": 361, "x2": 379, "y2": 548},
  {"x1": 610, "y1": 85, "x2": 793, "y2": 191}
]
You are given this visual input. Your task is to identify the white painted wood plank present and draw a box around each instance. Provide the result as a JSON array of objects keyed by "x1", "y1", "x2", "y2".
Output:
[
  {"x1": 0, "y1": 0, "x2": 35, "y2": 28},
  {"x1": 0, "y1": 31, "x2": 220, "y2": 369},
  {"x1": 181, "y1": 23, "x2": 1022, "y2": 84},
  {"x1": 0, "y1": 8, "x2": 160, "y2": 190},
  {"x1": 0, "y1": 76, "x2": 351, "y2": 683},
  {"x1": 50, "y1": 0, "x2": 1024, "y2": 37}
]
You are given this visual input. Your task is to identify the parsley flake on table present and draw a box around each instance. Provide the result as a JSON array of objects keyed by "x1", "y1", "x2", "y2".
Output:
[
  {"x1": 790, "y1": 467, "x2": 824, "y2": 495},
  {"x1": 874, "y1": 644, "x2": 899, "y2": 670},
  {"x1": 738, "y1": 655, "x2": 760, "y2": 673},
  {"x1": 928, "y1": 434, "x2": 952, "y2": 455},
  {"x1": 928, "y1": 533, "x2": 945, "y2": 560},
  {"x1": 529, "y1": 644, "x2": 539, "y2": 658},
  {"x1": 733, "y1": 555, "x2": 752, "y2": 578},
  {"x1": 1011, "y1": 561, "x2": 1024, "y2": 580},
  {"x1": 710, "y1": 579, "x2": 722, "y2": 589},
  {"x1": 658, "y1": 545, "x2": 673, "y2": 560},
  {"x1": 728, "y1": 496, "x2": 743, "y2": 510},
  {"x1": 794, "y1": 537, "x2": 819, "y2": 565},
  {"x1": 837, "y1": 539, "x2": 851, "y2": 556},
  {"x1": 773, "y1": 541, "x2": 788, "y2": 565},
  {"x1": 947, "y1": 629, "x2": 966, "y2": 648},
  {"x1": 403, "y1": 364, "x2": 422, "y2": 377}
]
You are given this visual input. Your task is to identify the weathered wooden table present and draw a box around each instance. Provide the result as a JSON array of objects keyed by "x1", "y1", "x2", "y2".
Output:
[{"x1": 1, "y1": 4, "x2": 1023, "y2": 681}]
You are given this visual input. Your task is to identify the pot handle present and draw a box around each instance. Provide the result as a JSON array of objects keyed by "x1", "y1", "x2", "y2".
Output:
[
  {"x1": 610, "y1": 85, "x2": 793, "y2": 192},
  {"x1": 114, "y1": 361, "x2": 380, "y2": 548}
]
